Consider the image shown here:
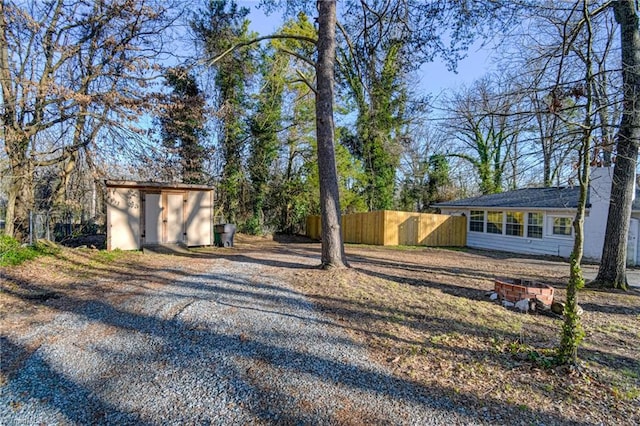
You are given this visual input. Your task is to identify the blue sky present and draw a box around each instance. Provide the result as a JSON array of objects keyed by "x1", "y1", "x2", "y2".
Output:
[{"x1": 240, "y1": 1, "x2": 494, "y2": 96}]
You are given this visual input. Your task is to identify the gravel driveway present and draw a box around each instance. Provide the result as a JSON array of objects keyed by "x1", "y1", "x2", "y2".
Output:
[{"x1": 2, "y1": 259, "x2": 480, "y2": 425}]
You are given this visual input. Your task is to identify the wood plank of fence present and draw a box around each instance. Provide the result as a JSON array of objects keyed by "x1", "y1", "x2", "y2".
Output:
[
  {"x1": 305, "y1": 215, "x2": 321, "y2": 240},
  {"x1": 306, "y1": 210, "x2": 466, "y2": 247},
  {"x1": 418, "y1": 213, "x2": 467, "y2": 246}
]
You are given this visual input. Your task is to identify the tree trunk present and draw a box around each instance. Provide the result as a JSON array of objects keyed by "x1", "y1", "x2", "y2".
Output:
[
  {"x1": 558, "y1": 145, "x2": 588, "y2": 365},
  {"x1": 593, "y1": 0, "x2": 640, "y2": 290},
  {"x1": 558, "y1": 0, "x2": 596, "y2": 366},
  {"x1": 315, "y1": 0, "x2": 347, "y2": 268},
  {"x1": 53, "y1": 151, "x2": 77, "y2": 209},
  {"x1": 5, "y1": 141, "x2": 34, "y2": 243},
  {"x1": 543, "y1": 147, "x2": 552, "y2": 187}
]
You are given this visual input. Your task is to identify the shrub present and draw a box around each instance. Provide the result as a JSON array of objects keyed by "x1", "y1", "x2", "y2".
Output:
[{"x1": 242, "y1": 216, "x2": 262, "y2": 236}]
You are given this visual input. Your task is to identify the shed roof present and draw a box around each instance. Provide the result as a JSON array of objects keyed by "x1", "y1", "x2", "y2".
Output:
[
  {"x1": 435, "y1": 186, "x2": 640, "y2": 211},
  {"x1": 105, "y1": 180, "x2": 214, "y2": 191}
]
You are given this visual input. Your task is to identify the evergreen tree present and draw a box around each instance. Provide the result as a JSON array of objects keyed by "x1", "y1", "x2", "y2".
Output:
[
  {"x1": 192, "y1": 0, "x2": 256, "y2": 223},
  {"x1": 159, "y1": 67, "x2": 208, "y2": 184},
  {"x1": 246, "y1": 50, "x2": 285, "y2": 234}
]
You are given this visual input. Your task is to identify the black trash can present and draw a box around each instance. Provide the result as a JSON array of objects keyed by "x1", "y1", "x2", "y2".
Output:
[{"x1": 214, "y1": 224, "x2": 236, "y2": 247}]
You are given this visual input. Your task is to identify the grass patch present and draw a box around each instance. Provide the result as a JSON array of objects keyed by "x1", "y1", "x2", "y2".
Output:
[
  {"x1": 429, "y1": 332, "x2": 460, "y2": 345},
  {"x1": 0, "y1": 236, "x2": 60, "y2": 266},
  {"x1": 612, "y1": 386, "x2": 640, "y2": 401},
  {"x1": 92, "y1": 249, "x2": 128, "y2": 264},
  {"x1": 621, "y1": 368, "x2": 639, "y2": 380}
]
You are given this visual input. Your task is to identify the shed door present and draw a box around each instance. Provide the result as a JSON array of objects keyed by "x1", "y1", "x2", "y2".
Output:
[
  {"x1": 165, "y1": 193, "x2": 184, "y2": 243},
  {"x1": 145, "y1": 193, "x2": 162, "y2": 244}
]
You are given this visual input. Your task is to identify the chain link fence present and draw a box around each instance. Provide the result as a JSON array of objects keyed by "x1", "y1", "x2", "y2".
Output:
[{"x1": 28, "y1": 210, "x2": 105, "y2": 246}]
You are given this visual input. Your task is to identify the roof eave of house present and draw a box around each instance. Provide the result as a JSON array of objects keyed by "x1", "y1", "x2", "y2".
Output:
[
  {"x1": 105, "y1": 180, "x2": 214, "y2": 191},
  {"x1": 434, "y1": 205, "x2": 581, "y2": 211}
]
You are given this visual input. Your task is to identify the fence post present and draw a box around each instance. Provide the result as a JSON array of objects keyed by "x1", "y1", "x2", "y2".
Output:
[
  {"x1": 29, "y1": 210, "x2": 33, "y2": 245},
  {"x1": 46, "y1": 213, "x2": 51, "y2": 241}
]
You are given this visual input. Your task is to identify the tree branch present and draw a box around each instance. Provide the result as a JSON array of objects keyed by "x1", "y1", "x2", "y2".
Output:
[
  {"x1": 292, "y1": 70, "x2": 317, "y2": 95},
  {"x1": 206, "y1": 34, "x2": 316, "y2": 66}
]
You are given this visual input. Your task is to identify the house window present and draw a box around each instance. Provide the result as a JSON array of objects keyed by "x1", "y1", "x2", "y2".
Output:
[
  {"x1": 527, "y1": 213, "x2": 543, "y2": 238},
  {"x1": 487, "y1": 211, "x2": 503, "y2": 234},
  {"x1": 552, "y1": 217, "x2": 573, "y2": 236},
  {"x1": 506, "y1": 212, "x2": 524, "y2": 236},
  {"x1": 470, "y1": 210, "x2": 485, "y2": 232}
]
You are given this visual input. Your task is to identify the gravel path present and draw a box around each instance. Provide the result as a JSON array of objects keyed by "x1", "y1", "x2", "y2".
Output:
[{"x1": 2, "y1": 259, "x2": 481, "y2": 425}]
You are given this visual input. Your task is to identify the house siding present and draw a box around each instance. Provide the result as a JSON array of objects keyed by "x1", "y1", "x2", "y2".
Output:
[
  {"x1": 467, "y1": 228, "x2": 574, "y2": 258},
  {"x1": 630, "y1": 214, "x2": 640, "y2": 266},
  {"x1": 438, "y1": 168, "x2": 640, "y2": 266},
  {"x1": 442, "y1": 208, "x2": 575, "y2": 258},
  {"x1": 582, "y1": 168, "x2": 612, "y2": 260}
]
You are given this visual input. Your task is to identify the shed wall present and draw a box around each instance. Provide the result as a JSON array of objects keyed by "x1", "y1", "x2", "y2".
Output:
[
  {"x1": 186, "y1": 190, "x2": 214, "y2": 246},
  {"x1": 629, "y1": 218, "x2": 639, "y2": 266},
  {"x1": 106, "y1": 185, "x2": 214, "y2": 250},
  {"x1": 107, "y1": 187, "x2": 141, "y2": 250}
]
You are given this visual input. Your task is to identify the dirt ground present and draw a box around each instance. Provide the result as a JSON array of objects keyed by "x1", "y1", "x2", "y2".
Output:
[{"x1": 2, "y1": 235, "x2": 639, "y2": 424}]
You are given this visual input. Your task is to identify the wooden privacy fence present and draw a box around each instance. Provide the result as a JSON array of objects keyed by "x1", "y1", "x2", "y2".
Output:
[{"x1": 306, "y1": 210, "x2": 467, "y2": 247}]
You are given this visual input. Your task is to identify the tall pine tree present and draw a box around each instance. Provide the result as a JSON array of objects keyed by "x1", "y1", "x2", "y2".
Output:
[
  {"x1": 159, "y1": 67, "x2": 208, "y2": 184},
  {"x1": 192, "y1": 0, "x2": 255, "y2": 222}
]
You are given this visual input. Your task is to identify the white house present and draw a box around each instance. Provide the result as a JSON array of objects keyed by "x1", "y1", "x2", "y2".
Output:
[
  {"x1": 434, "y1": 167, "x2": 640, "y2": 266},
  {"x1": 105, "y1": 181, "x2": 215, "y2": 250}
]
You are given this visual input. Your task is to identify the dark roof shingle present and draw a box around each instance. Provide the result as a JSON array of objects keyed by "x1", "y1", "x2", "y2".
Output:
[
  {"x1": 436, "y1": 186, "x2": 640, "y2": 211},
  {"x1": 434, "y1": 187, "x2": 580, "y2": 209}
]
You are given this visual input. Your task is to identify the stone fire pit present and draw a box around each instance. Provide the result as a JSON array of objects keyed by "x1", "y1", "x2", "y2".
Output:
[{"x1": 494, "y1": 278, "x2": 555, "y2": 306}]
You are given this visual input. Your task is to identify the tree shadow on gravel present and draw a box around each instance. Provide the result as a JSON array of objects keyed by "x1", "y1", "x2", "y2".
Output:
[
  {"x1": 1, "y1": 277, "x2": 602, "y2": 426},
  {"x1": 133, "y1": 245, "x2": 324, "y2": 270},
  {"x1": 212, "y1": 253, "x2": 318, "y2": 270},
  {"x1": 0, "y1": 337, "x2": 149, "y2": 425}
]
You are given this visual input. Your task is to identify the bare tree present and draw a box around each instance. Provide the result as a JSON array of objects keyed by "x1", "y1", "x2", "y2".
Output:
[
  {"x1": 443, "y1": 76, "x2": 525, "y2": 195},
  {"x1": 1, "y1": 0, "x2": 175, "y2": 241},
  {"x1": 501, "y1": 0, "x2": 621, "y2": 187},
  {"x1": 550, "y1": 0, "x2": 600, "y2": 365}
]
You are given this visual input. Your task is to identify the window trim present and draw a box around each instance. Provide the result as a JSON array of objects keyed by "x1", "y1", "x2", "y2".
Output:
[
  {"x1": 505, "y1": 211, "x2": 524, "y2": 237},
  {"x1": 548, "y1": 215, "x2": 573, "y2": 238},
  {"x1": 526, "y1": 212, "x2": 544, "y2": 239},
  {"x1": 469, "y1": 210, "x2": 485, "y2": 233},
  {"x1": 486, "y1": 211, "x2": 504, "y2": 235}
]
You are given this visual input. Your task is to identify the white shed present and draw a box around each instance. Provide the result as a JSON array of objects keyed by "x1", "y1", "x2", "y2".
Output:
[{"x1": 105, "y1": 181, "x2": 215, "y2": 250}]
